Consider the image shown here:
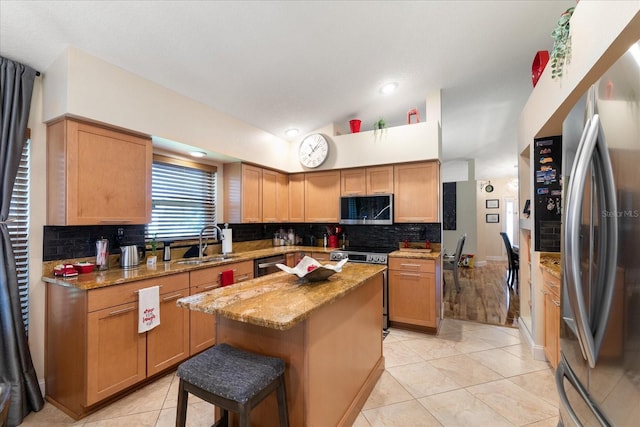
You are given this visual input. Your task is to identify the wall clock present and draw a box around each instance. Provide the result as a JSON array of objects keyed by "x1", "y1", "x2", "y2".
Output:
[
  {"x1": 298, "y1": 133, "x2": 329, "y2": 168},
  {"x1": 485, "y1": 183, "x2": 494, "y2": 193}
]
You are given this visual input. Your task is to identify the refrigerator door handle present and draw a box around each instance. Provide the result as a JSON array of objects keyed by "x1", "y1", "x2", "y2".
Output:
[
  {"x1": 591, "y1": 118, "x2": 618, "y2": 362},
  {"x1": 564, "y1": 114, "x2": 600, "y2": 367},
  {"x1": 555, "y1": 356, "x2": 611, "y2": 427}
]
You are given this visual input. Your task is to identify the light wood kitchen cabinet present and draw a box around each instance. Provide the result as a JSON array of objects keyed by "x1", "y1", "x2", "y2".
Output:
[
  {"x1": 46, "y1": 118, "x2": 152, "y2": 225},
  {"x1": 289, "y1": 173, "x2": 305, "y2": 222},
  {"x1": 394, "y1": 161, "x2": 440, "y2": 222},
  {"x1": 388, "y1": 257, "x2": 441, "y2": 331},
  {"x1": 310, "y1": 251, "x2": 331, "y2": 262},
  {"x1": 341, "y1": 166, "x2": 393, "y2": 196},
  {"x1": 189, "y1": 261, "x2": 253, "y2": 355},
  {"x1": 46, "y1": 272, "x2": 190, "y2": 417},
  {"x1": 223, "y1": 163, "x2": 263, "y2": 223},
  {"x1": 305, "y1": 170, "x2": 340, "y2": 222},
  {"x1": 146, "y1": 284, "x2": 190, "y2": 376},
  {"x1": 542, "y1": 270, "x2": 560, "y2": 368},
  {"x1": 262, "y1": 169, "x2": 289, "y2": 222}
]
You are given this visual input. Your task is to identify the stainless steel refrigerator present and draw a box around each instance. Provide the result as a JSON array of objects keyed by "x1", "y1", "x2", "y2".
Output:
[{"x1": 557, "y1": 40, "x2": 640, "y2": 426}]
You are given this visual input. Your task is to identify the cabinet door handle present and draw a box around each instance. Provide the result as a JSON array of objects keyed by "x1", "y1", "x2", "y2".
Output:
[
  {"x1": 236, "y1": 274, "x2": 250, "y2": 281},
  {"x1": 399, "y1": 272, "x2": 421, "y2": 277},
  {"x1": 202, "y1": 284, "x2": 218, "y2": 290},
  {"x1": 162, "y1": 293, "x2": 184, "y2": 302},
  {"x1": 108, "y1": 306, "x2": 136, "y2": 316},
  {"x1": 400, "y1": 263, "x2": 421, "y2": 268}
]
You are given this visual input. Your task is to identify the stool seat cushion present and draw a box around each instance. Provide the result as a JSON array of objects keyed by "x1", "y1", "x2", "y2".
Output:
[{"x1": 177, "y1": 344, "x2": 285, "y2": 404}]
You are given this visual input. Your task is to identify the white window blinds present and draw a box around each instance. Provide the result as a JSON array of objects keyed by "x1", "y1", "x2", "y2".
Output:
[
  {"x1": 146, "y1": 157, "x2": 217, "y2": 241},
  {"x1": 9, "y1": 139, "x2": 30, "y2": 332}
]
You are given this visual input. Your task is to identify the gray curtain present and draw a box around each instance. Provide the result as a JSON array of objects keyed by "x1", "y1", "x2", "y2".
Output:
[{"x1": 0, "y1": 56, "x2": 43, "y2": 426}]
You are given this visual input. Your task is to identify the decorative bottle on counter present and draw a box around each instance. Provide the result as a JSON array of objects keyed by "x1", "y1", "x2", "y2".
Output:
[{"x1": 323, "y1": 234, "x2": 328, "y2": 248}]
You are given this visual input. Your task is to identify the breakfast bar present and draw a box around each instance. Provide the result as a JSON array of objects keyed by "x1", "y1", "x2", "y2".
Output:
[{"x1": 177, "y1": 262, "x2": 386, "y2": 427}]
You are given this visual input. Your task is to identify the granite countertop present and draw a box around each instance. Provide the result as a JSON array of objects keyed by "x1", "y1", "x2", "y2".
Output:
[
  {"x1": 389, "y1": 250, "x2": 441, "y2": 260},
  {"x1": 540, "y1": 253, "x2": 561, "y2": 279},
  {"x1": 41, "y1": 245, "x2": 335, "y2": 290},
  {"x1": 176, "y1": 262, "x2": 386, "y2": 330}
]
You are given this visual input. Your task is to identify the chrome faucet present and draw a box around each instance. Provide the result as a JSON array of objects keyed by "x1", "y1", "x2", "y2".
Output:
[{"x1": 199, "y1": 224, "x2": 224, "y2": 258}]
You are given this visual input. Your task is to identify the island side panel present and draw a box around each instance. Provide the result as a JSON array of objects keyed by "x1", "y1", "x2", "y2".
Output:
[
  {"x1": 215, "y1": 271, "x2": 384, "y2": 427},
  {"x1": 306, "y1": 273, "x2": 384, "y2": 426}
]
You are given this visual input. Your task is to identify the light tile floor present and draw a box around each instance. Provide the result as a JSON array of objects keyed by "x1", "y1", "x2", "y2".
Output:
[{"x1": 20, "y1": 319, "x2": 558, "y2": 426}]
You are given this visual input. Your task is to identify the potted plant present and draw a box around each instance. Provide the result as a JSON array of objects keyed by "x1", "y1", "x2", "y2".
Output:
[
  {"x1": 550, "y1": 6, "x2": 575, "y2": 79},
  {"x1": 374, "y1": 118, "x2": 387, "y2": 138}
]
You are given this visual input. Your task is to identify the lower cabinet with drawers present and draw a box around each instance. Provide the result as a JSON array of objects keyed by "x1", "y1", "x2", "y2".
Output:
[
  {"x1": 388, "y1": 256, "x2": 441, "y2": 332},
  {"x1": 188, "y1": 260, "x2": 253, "y2": 355},
  {"x1": 45, "y1": 260, "x2": 254, "y2": 419}
]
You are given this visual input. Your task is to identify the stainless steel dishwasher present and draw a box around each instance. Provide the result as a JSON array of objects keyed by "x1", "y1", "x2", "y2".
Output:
[{"x1": 254, "y1": 254, "x2": 286, "y2": 277}]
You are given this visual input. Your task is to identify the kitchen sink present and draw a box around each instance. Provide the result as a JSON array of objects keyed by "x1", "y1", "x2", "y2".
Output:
[{"x1": 175, "y1": 255, "x2": 235, "y2": 265}]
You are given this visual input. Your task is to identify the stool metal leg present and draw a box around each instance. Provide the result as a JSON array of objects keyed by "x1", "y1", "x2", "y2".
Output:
[
  {"x1": 176, "y1": 379, "x2": 189, "y2": 427},
  {"x1": 276, "y1": 375, "x2": 290, "y2": 427}
]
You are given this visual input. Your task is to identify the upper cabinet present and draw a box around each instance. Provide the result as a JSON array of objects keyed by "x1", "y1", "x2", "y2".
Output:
[
  {"x1": 288, "y1": 173, "x2": 305, "y2": 222},
  {"x1": 305, "y1": 170, "x2": 340, "y2": 222},
  {"x1": 262, "y1": 169, "x2": 289, "y2": 223},
  {"x1": 223, "y1": 163, "x2": 262, "y2": 223},
  {"x1": 394, "y1": 161, "x2": 440, "y2": 223},
  {"x1": 46, "y1": 118, "x2": 152, "y2": 225},
  {"x1": 340, "y1": 165, "x2": 393, "y2": 196}
]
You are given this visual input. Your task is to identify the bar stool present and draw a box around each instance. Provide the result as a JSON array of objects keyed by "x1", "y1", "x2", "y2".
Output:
[{"x1": 176, "y1": 343, "x2": 289, "y2": 427}]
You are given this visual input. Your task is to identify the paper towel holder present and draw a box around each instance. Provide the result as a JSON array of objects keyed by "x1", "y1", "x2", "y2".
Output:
[{"x1": 222, "y1": 224, "x2": 233, "y2": 256}]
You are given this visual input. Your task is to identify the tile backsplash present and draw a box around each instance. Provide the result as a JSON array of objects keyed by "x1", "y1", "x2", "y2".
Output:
[{"x1": 43, "y1": 222, "x2": 441, "y2": 261}]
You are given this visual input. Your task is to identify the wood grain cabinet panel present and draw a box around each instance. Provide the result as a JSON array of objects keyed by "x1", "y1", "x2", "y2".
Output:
[
  {"x1": 542, "y1": 270, "x2": 560, "y2": 368},
  {"x1": 388, "y1": 258, "x2": 440, "y2": 331},
  {"x1": 341, "y1": 166, "x2": 393, "y2": 196},
  {"x1": 223, "y1": 163, "x2": 263, "y2": 223},
  {"x1": 263, "y1": 169, "x2": 289, "y2": 222},
  {"x1": 189, "y1": 261, "x2": 254, "y2": 355},
  {"x1": 305, "y1": 170, "x2": 340, "y2": 222},
  {"x1": 394, "y1": 161, "x2": 439, "y2": 222},
  {"x1": 288, "y1": 173, "x2": 305, "y2": 222},
  {"x1": 46, "y1": 118, "x2": 152, "y2": 225}
]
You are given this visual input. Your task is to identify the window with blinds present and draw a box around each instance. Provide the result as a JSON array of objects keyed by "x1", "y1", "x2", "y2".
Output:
[
  {"x1": 9, "y1": 139, "x2": 30, "y2": 333},
  {"x1": 146, "y1": 156, "x2": 217, "y2": 241}
]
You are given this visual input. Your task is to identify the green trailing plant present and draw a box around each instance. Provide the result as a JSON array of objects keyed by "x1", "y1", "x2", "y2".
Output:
[
  {"x1": 550, "y1": 6, "x2": 575, "y2": 80},
  {"x1": 373, "y1": 118, "x2": 387, "y2": 138}
]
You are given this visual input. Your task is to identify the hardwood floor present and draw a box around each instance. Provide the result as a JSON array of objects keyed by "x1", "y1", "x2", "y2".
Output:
[{"x1": 443, "y1": 260, "x2": 519, "y2": 328}]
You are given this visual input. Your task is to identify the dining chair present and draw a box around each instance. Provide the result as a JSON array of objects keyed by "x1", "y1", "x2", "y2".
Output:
[
  {"x1": 443, "y1": 233, "x2": 466, "y2": 292},
  {"x1": 500, "y1": 232, "x2": 519, "y2": 291}
]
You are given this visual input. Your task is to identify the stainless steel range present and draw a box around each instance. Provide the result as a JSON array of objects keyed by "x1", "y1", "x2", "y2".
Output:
[{"x1": 330, "y1": 246, "x2": 393, "y2": 330}]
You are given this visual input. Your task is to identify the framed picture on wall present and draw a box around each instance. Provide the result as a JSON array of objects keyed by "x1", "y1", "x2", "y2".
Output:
[
  {"x1": 486, "y1": 213, "x2": 500, "y2": 223},
  {"x1": 486, "y1": 199, "x2": 499, "y2": 209}
]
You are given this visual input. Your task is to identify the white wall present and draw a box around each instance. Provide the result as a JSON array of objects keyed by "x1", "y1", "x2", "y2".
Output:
[{"x1": 27, "y1": 78, "x2": 47, "y2": 389}]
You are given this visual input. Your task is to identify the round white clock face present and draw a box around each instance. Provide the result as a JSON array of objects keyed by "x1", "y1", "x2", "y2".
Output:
[{"x1": 298, "y1": 134, "x2": 329, "y2": 168}]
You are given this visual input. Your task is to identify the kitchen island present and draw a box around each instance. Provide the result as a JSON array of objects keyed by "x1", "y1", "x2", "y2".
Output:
[{"x1": 177, "y1": 262, "x2": 386, "y2": 427}]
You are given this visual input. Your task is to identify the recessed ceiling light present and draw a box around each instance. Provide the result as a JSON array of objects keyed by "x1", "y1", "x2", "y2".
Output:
[
  {"x1": 189, "y1": 151, "x2": 206, "y2": 158},
  {"x1": 380, "y1": 82, "x2": 398, "y2": 95},
  {"x1": 285, "y1": 128, "x2": 299, "y2": 137}
]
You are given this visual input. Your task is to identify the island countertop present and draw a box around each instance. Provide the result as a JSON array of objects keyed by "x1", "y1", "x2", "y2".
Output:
[{"x1": 176, "y1": 262, "x2": 386, "y2": 331}]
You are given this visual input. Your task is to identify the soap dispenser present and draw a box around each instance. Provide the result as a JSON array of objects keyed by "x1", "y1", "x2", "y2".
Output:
[{"x1": 163, "y1": 242, "x2": 172, "y2": 262}]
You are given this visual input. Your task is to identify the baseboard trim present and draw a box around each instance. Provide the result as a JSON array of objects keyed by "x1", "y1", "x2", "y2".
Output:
[{"x1": 518, "y1": 319, "x2": 547, "y2": 362}]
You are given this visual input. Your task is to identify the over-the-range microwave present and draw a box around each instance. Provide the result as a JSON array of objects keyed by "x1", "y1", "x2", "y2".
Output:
[{"x1": 339, "y1": 194, "x2": 393, "y2": 225}]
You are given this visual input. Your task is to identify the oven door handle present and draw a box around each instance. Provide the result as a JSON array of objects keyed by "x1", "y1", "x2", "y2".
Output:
[{"x1": 257, "y1": 260, "x2": 285, "y2": 269}]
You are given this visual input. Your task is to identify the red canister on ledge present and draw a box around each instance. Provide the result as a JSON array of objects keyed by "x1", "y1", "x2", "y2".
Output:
[{"x1": 328, "y1": 235, "x2": 339, "y2": 248}]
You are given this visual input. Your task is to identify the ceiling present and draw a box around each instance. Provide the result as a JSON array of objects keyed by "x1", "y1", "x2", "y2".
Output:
[{"x1": 0, "y1": 0, "x2": 575, "y2": 179}]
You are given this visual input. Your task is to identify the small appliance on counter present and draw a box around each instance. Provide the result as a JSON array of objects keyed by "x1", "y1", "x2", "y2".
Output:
[
  {"x1": 120, "y1": 244, "x2": 145, "y2": 269},
  {"x1": 163, "y1": 241, "x2": 172, "y2": 262}
]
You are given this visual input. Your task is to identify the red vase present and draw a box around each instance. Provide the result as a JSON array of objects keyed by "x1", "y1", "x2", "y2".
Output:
[
  {"x1": 349, "y1": 119, "x2": 361, "y2": 133},
  {"x1": 532, "y1": 50, "x2": 550, "y2": 87}
]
